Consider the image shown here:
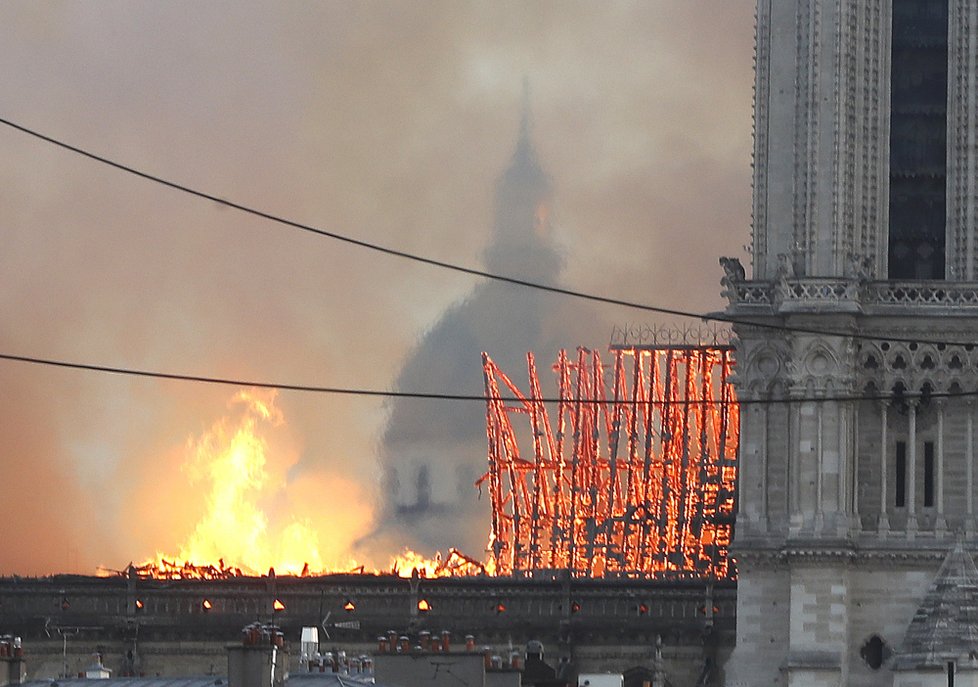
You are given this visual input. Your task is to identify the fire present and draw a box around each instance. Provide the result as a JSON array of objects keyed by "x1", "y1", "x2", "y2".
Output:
[
  {"x1": 134, "y1": 390, "x2": 351, "y2": 577},
  {"x1": 128, "y1": 389, "x2": 489, "y2": 580},
  {"x1": 163, "y1": 389, "x2": 325, "y2": 575},
  {"x1": 389, "y1": 548, "x2": 487, "y2": 578},
  {"x1": 481, "y1": 346, "x2": 739, "y2": 580}
]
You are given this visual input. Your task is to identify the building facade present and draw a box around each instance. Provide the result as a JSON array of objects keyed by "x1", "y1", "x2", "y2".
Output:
[
  {"x1": 723, "y1": 1, "x2": 978, "y2": 685},
  {"x1": 0, "y1": 573, "x2": 731, "y2": 684}
]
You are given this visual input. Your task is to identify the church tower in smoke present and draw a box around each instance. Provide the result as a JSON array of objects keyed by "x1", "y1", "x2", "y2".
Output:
[
  {"x1": 722, "y1": 1, "x2": 978, "y2": 685},
  {"x1": 378, "y1": 89, "x2": 567, "y2": 553},
  {"x1": 485, "y1": 85, "x2": 560, "y2": 283}
]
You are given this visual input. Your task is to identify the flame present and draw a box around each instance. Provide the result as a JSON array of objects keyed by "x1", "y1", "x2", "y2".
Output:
[
  {"x1": 389, "y1": 547, "x2": 487, "y2": 578},
  {"x1": 135, "y1": 390, "x2": 357, "y2": 577},
  {"x1": 127, "y1": 389, "x2": 489, "y2": 580},
  {"x1": 172, "y1": 390, "x2": 315, "y2": 574}
]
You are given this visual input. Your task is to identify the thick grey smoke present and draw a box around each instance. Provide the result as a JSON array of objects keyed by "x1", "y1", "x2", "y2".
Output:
[
  {"x1": 374, "y1": 109, "x2": 606, "y2": 555},
  {"x1": 0, "y1": 2, "x2": 754, "y2": 574}
]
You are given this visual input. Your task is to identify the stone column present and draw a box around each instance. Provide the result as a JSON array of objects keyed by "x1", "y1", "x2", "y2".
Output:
[
  {"x1": 837, "y1": 397, "x2": 850, "y2": 536},
  {"x1": 737, "y1": 391, "x2": 751, "y2": 530},
  {"x1": 907, "y1": 402, "x2": 918, "y2": 536},
  {"x1": 879, "y1": 401, "x2": 889, "y2": 534},
  {"x1": 815, "y1": 398, "x2": 825, "y2": 533},
  {"x1": 936, "y1": 401, "x2": 948, "y2": 534},
  {"x1": 759, "y1": 393, "x2": 769, "y2": 532},
  {"x1": 851, "y1": 400, "x2": 860, "y2": 531},
  {"x1": 968, "y1": 401, "x2": 976, "y2": 535},
  {"x1": 789, "y1": 397, "x2": 803, "y2": 531}
]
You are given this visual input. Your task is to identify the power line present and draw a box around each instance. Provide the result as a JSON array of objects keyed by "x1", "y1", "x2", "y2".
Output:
[
  {"x1": 0, "y1": 350, "x2": 972, "y2": 406},
  {"x1": 0, "y1": 115, "x2": 973, "y2": 349}
]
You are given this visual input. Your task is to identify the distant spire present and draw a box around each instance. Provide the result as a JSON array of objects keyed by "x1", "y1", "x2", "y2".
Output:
[
  {"x1": 508, "y1": 77, "x2": 542, "y2": 174},
  {"x1": 486, "y1": 77, "x2": 558, "y2": 281},
  {"x1": 519, "y1": 76, "x2": 532, "y2": 144}
]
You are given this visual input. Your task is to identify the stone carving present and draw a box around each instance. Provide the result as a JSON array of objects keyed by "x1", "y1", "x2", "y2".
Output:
[
  {"x1": 856, "y1": 339, "x2": 978, "y2": 395},
  {"x1": 847, "y1": 252, "x2": 874, "y2": 283},
  {"x1": 719, "y1": 256, "x2": 746, "y2": 283},
  {"x1": 774, "y1": 253, "x2": 795, "y2": 285},
  {"x1": 719, "y1": 257, "x2": 747, "y2": 305}
]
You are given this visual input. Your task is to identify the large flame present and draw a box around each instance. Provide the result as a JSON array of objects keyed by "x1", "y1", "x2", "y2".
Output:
[
  {"x1": 129, "y1": 389, "x2": 487, "y2": 580},
  {"x1": 152, "y1": 390, "x2": 329, "y2": 575}
]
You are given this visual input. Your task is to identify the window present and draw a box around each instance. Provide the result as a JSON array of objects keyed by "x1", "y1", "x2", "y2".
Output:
[
  {"x1": 888, "y1": 0, "x2": 949, "y2": 280},
  {"x1": 860, "y1": 635, "x2": 890, "y2": 670}
]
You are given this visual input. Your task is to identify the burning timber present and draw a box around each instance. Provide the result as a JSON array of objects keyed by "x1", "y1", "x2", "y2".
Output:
[
  {"x1": 127, "y1": 548, "x2": 487, "y2": 581},
  {"x1": 481, "y1": 345, "x2": 738, "y2": 580}
]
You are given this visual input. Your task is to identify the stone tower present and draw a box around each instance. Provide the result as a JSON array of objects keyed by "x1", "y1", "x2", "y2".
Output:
[
  {"x1": 723, "y1": 1, "x2": 978, "y2": 685},
  {"x1": 378, "y1": 89, "x2": 567, "y2": 553}
]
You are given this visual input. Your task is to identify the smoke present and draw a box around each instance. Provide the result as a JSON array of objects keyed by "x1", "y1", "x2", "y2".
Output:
[
  {"x1": 0, "y1": 2, "x2": 753, "y2": 574},
  {"x1": 371, "y1": 114, "x2": 609, "y2": 556}
]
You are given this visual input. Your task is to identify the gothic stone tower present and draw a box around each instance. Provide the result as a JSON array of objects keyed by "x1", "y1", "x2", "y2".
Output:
[{"x1": 723, "y1": 1, "x2": 978, "y2": 685}]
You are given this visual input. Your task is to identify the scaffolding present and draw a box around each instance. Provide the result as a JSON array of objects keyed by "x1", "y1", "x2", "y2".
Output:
[{"x1": 480, "y1": 345, "x2": 739, "y2": 580}]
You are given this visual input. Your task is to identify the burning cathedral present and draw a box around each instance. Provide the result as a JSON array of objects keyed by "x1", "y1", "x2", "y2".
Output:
[
  {"x1": 11, "y1": 2, "x2": 978, "y2": 685},
  {"x1": 723, "y1": 0, "x2": 978, "y2": 685}
]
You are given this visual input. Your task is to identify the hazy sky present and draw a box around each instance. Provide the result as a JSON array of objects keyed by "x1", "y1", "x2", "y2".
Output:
[{"x1": 0, "y1": 1, "x2": 754, "y2": 574}]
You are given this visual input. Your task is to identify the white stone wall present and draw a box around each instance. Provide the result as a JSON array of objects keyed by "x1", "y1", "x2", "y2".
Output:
[
  {"x1": 847, "y1": 566, "x2": 937, "y2": 686},
  {"x1": 723, "y1": 561, "x2": 789, "y2": 687},
  {"x1": 752, "y1": 0, "x2": 889, "y2": 280}
]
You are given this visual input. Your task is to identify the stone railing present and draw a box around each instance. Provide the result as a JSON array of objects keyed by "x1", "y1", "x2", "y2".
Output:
[
  {"x1": 725, "y1": 278, "x2": 859, "y2": 310},
  {"x1": 868, "y1": 282, "x2": 978, "y2": 307},
  {"x1": 726, "y1": 279, "x2": 978, "y2": 312},
  {"x1": 610, "y1": 322, "x2": 733, "y2": 348},
  {"x1": 777, "y1": 279, "x2": 860, "y2": 305}
]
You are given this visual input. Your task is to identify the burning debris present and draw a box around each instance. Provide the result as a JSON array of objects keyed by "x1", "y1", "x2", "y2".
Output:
[
  {"x1": 389, "y1": 548, "x2": 488, "y2": 578},
  {"x1": 127, "y1": 557, "x2": 246, "y2": 580},
  {"x1": 120, "y1": 547, "x2": 488, "y2": 580},
  {"x1": 117, "y1": 334, "x2": 739, "y2": 580},
  {"x1": 122, "y1": 548, "x2": 488, "y2": 580},
  {"x1": 481, "y1": 344, "x2": 739, "y2": 579}
]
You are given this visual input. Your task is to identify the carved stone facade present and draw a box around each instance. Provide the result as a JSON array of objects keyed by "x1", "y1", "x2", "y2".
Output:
[
  {"x1": 725, "y1": 1, "x2": 978, "y2": 685},
  {"x1": 752, "y1": 0, "x2": 978, "y2": 281},
  {"x1": 723, "y1": 283, "x2": 978, "y2": 687}
]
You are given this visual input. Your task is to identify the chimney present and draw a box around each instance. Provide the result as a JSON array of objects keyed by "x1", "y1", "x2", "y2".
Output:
[
  {"x1": 228, "y1": 624, "x2": 288, "y2": 687},
  {"x1": 0, "y1": 637, "x2": 25, "y2": 687}
]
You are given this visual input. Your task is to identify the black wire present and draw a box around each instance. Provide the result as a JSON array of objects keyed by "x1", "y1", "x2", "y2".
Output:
[
  {"x1": 0, "y1": 115, "x2": 972, "y2": 349},
  {"x1": 0, "y1": 350, "x2": 972, "y2": 406}
]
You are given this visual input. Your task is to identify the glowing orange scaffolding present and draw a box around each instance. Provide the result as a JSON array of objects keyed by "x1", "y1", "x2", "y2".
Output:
[{"x1": 480, "y1": 345, "x2": 739, "y2": 580}]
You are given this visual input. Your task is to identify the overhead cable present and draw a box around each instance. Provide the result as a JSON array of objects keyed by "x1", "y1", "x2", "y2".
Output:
[
  {"x1": 0, "y1": 115, "x2": 971, "y2": 349},
  {"x1": 0, "y1": 350, "x2": 971, "y2": 406}
]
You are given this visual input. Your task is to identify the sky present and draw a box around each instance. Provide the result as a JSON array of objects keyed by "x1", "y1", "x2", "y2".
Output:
[{"x1": 0, "y1": 1, "x2": 754, "y2": 575}]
